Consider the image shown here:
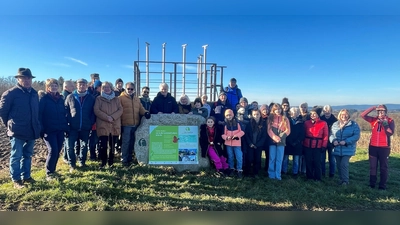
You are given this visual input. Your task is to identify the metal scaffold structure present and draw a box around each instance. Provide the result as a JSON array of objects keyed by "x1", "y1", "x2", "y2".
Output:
[{"x1": 133, "y1": 43, "x2": 227, "y2": 102}]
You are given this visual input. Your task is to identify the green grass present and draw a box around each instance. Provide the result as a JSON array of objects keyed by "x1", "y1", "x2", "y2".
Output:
[{"x1": 1, "y1": 149, "x2": 399, "y2": 211}]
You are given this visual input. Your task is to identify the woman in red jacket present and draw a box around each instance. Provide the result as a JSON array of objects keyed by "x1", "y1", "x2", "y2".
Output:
[
  {"x1": 303, "y1": 107, "x2": 328, "y2": 181},
  {"x1": 361, "y1": 104, "x2": 395, "y2": 190}
]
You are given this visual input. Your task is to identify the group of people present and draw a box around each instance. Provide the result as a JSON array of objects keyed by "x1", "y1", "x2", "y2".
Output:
[{"x1": 0, "y1": 69, "x2": 395, "y2": 191}]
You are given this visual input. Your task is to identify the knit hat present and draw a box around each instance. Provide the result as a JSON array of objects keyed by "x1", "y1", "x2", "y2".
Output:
[
  {"x1": 115, "y1": 78, "x2": 123, "y2": 85},
  {"x1": 282, "y1": 97, "x2": 290, "y2": 106},
  {"x1": 376, "y1": 104, "x2": 387, "y2": 111},
  {"x1": 310, "y1": 107, "x2": 322, "y2": 117},
  {"x1": 94, "y1": 80, "x2": 102, "y2": 89},
  {"x1": 15, "y1": 68, "x2": 35, "y2": 78},
  {"x1": 219, "y1": 91, "x2": 227, "y2": 97},
  {"x1": 91, "y1": 73, "x2": 99, "y2": 79},
  {"x1": 239, "y1": 97, "x2": 248, "y2": 103}
]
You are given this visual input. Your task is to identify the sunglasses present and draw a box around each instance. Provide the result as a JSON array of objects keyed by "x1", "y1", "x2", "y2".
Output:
[{"x1": 127, "y1": 88, "x2": 134, "y2": 91}]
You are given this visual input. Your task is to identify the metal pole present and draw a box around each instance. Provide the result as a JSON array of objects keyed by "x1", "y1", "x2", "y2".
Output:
[
  {"x1": 145, "y1": 42, "x2": 150, "y2": 87},
  {"x1": 202, "y1": 44, "x2": 208, "y2": 98},
  {"x1": 197, "y1": 56, "x2": 200, "y2": 97},
  {"x1": 182, "y1": 44, "x2": 187, "y2": 95},
  {"x1": 199, "y1": 54, "x2": 203, "y2": 96},
  {"x1": 162, "y1": 42, "x2": 166, "y2": 83}
]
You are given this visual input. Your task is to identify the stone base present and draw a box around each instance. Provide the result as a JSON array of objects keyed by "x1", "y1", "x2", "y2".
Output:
[{"x1": 135, "y1": 114, "x2": 209, "y2": 172}]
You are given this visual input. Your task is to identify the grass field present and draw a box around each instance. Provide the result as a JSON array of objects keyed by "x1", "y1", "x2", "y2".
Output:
[{"x1": 1, "y1": 147, "x2": 399, "y2": 211}]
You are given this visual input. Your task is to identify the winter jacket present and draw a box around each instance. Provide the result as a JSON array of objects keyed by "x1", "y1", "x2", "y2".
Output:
[
  {"x1": 61, "y1": 90, "x2": 72, "y2": 99},
  {"x1": 330, "y1": 120, "x2": 360, "y2": 156},
  {"x1": 192, "y1": 107, "x2": 208, "y2": 119},
  {"x1": 150, "y1": 92, "x2": 179, "y2": 114},
  {"x1": 360, "y1": 106, "x2": 395, "y2": 147},
  {"x1": 199, "y1": 124, "x2": 225, "y2": 158},
  {"x1": 114, "y1": 88, "x2": 125, "y2": 97},
  {"x1": 224, "y1": 85, "x2": 242, "y2": 110},
  {"x1": 285, "y1": 118, "x2": 305, "y2": 155},
  {"x1": 303, "y1": 118, "x2": 328, "y2": 149},
  {"x1": 267, "y1": 115, "x2": 291, "y2": 146},
  {"x1": 245, "y1": 119, "x2": 268, "y2": 149},
  {"x1": 119, "y1": 91, "x2": 147, "y2": 127},
  {"x1": 178, "y1": 103, "x2": 192, "y2": 114},
  {"x1": 139, "y1": 96, "x2": 152, "y2": 111},
  {"x1": 39, "y1": 93, "x2": 69, "y2": 134},
  {"x1": 65, "y1": 91, "x2": 96, "y2": 131},
  {"x1": 94, "y1": 95, "x2": 123, "y2": 136},
  {"x1": 222, "y1": 119, "x2": 245, "y2": 147},
  {"x1": 320, "y1": 114, "x2": 338, "y2": 147},
  {"x1": 0, "y1": 84, "x2": 41, "y2": 140}
]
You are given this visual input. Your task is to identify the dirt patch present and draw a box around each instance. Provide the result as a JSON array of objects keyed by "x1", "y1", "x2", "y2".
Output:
[{"x1": 0, "y1": 124, "x2": 48, "y2": 175}]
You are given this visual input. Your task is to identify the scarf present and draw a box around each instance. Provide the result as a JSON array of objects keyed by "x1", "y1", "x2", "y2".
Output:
[{"x1": 101, "y1": 91, "x2": 115, "y2": 100}]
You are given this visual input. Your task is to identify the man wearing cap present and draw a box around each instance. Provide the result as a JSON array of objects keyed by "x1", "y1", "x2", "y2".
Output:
[
  {"x1": 0, "y1": 68, "x2": 41, "y2": 189},
  {"x1": 88, "y1": 73, "x2": 100, "y2": 95},
  {"x1": 65, "y1": 78, "x2": 96, "y2": 171},
  {"x1": 224, "y1": 78, "x2": 243, "y2": 113},
  {"x1": 361, "y1": 104, "x2": 395, "y2": 190}
]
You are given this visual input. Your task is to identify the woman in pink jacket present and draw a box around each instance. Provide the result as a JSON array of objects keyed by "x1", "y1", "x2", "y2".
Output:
[{"x1": 222, "y1": 109, "x2": 245, "y2": 178}]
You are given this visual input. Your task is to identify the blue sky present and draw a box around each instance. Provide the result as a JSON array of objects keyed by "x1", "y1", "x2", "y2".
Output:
[{"x1": 1, "y1": 1, "x2": 400, "y2": 107}]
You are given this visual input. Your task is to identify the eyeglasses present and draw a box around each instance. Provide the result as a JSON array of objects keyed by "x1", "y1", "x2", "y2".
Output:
[{"x1": 127, "y1": 88, "x2": 134, "y2": 91}]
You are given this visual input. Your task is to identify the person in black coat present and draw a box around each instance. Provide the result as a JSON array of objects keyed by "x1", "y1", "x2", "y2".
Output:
[
  {"x1": 245, "y1": 109, "x2": 268, "y2": 177},
  {"x1": 282, "y1": 107, "x2": 305, "y2": 177},
  {"x1": 199, "y1": 116, "x2": 228, "y2": 175},
  {"x1": 150, "y1": 83, "x2": 179, "y2": 114}
]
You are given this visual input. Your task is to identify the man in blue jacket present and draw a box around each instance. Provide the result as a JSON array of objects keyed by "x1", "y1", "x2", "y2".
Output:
[
  {"x1": 224, "y1": 78, "x2": 243, "y2": 114},
  {"x1": 0, "y1": 68, "x2": 41, "y2": 189},
  {"x1": 65, "y1": 78, "x2": 96, "y2": 172}
]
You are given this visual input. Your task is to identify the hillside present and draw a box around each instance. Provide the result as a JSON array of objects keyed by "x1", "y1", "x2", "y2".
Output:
[{"x1": 331, "y1": 104, "x2": 400, "y2": 111}]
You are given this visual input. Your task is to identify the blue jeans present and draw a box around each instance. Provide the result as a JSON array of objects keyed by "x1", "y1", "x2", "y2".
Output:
[
  {"x1": 9, "y1": 137, "x2": 35, "y2": 181},
  {"x1": 121, "y1": 126, "x2": 137, "y2": 163},
  {"x1": 335, "y1": 155, "x2": 351, "y2": 183},
  {"x1": 226, "y1": 145, "x2": 243, "y2": 171},
  {"x1": 282, "y1": 155, "x2": 300, "y2": 174},
  {"x1": 43, "y1": 131, "x2": 64, "y2": 175},
  {"x1": 321, "y1": 146, "x2": 336, "y2": 176},
  {"x1": 268, "y1": 145, "x2": 285, "y2": 180},
  {"x1": 66, "y1": 129, "x2": 90, "y2": 167}
]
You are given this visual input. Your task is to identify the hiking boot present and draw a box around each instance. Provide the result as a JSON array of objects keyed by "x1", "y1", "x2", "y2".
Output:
[
  {"x1": 13, "y1": 180, "x2": 25, "y2": 189},
  {"x1": 23, "y1": 177, "x2": 36, "y2": 184}
]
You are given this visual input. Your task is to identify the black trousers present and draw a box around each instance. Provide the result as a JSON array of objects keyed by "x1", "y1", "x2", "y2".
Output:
[
  {"x1": 304, "y1": 147, "x2": 322, "y2": 180},
  {"x1": 99, "y1": 134, "x2": 118, "y2": 166}
]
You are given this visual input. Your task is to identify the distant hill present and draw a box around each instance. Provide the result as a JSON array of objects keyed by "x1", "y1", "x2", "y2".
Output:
[{"x1": 331, "y1": 104, "x2": 400, "y2": 111}]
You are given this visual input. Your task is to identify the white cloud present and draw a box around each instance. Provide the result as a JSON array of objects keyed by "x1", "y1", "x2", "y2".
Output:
[
  {"x1": 65, "y1": 57, "x2": 88, "y2": 66},
  {"x1": 122, "y1": 65, "x2": 134, "y2": 69},
  {"x1": 48, "y1": 63, "x2": 70, "y2": 67}
]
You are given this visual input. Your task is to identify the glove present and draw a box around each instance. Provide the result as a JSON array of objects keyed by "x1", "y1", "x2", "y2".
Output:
[{"x1": 144, "y1": 112, "x2": 151, "y2": 119}]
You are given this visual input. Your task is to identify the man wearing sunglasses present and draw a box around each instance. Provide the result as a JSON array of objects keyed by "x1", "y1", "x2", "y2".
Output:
[
  {"x1": 119, "y1": 82, "x2": 150, "y2": 167},
  {"x1": 361, "y1": 104, "x2": 395, "y2": 190},
  {"x1": 139, "y1": 86, "x2": 152, "y2": 111}
]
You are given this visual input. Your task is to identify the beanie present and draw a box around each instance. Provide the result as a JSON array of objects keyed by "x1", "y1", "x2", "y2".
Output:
[
  {"x1": 310, "y1": 106, "x2": 322, "y2": 117},
  {"x1": 239, "y1": 97, "x2": 248, "y2": 103},
  {"x1": 219, "y1": 91, "x2": 227, "y2": 97},
  {"x1": 115, "y1": 78, "x2": 123, "y2": 85},
  {"x1": 282, "y1": 97, "x2": 290, "y2": 106},
  {"x1": 94, "y1": 80, "x2": 102, "y2": 89}
]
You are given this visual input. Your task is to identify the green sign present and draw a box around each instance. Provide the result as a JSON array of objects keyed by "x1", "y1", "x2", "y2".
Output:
[{"x1": 149, "y1": 125, "x2": 198, "y2": 164}]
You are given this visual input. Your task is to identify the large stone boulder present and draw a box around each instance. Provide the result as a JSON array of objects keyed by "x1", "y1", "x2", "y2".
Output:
[{"x1": 135, "y1": 114, "x2": 209, "y2": 172}]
